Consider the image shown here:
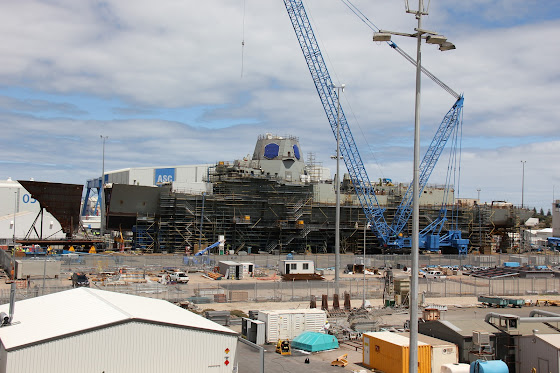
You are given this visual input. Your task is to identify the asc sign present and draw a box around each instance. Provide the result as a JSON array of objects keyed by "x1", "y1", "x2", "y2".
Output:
[{"x1": 154, "y1": 168, "x2": 175, "y2": 186}]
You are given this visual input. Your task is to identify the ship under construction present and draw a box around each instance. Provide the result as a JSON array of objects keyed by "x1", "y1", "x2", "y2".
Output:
[{"x1": 90, "y1": 134, "x2": 532, "y2": 255}]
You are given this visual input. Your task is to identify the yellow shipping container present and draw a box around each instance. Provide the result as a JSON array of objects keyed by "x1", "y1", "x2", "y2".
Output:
[{"x1": 363, "y1": 332, "x2": 431, "y2": 373}]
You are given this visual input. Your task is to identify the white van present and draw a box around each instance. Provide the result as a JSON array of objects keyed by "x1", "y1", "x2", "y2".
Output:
[{"x1": 424, "y1": 270, "x2": 446, "y2": 279}]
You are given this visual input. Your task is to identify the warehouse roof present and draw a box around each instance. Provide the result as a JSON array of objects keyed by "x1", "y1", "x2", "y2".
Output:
[{"x1": 0, "y1": 288, "x2": 236, "y2": 351}]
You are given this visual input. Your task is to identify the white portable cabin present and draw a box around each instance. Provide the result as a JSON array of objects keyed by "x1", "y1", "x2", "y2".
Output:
[
  {"x1": 279, "y1": 259, "x2": 315, "y2": 275},
  {"x1": 239, "y1": 262, "x2": 255, "y2": 277},
  {"x1": 218, "y1": 260, "x2": 244, "y2": 280},
  {"x1": 257, "y1": 309, "x2": 327, "y2": 343}
]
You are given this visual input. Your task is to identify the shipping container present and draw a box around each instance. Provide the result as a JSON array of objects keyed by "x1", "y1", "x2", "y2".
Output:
[
  {"x1": 363, "y1": 332, "x2": 431, "y2": 373},
  {"x1": 257, "y1": 309, "x2": 326, "y2": 343},
  {"x1": 218, "y1": 261, "x2": 243, "y2": 279},
  {"x1": 15, "y1": 259, "x2": 61, "y2": 279},
  {"x1": 399, "y1": 332, "x2": 458, "y2": 373}
]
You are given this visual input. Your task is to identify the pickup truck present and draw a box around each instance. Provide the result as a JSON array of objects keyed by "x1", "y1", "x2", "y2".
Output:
[{"x1": 168, "y1": 271, "x2": 189, "y2": 284}]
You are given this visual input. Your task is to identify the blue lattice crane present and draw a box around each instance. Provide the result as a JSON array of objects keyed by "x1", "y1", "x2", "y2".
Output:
[{"x1": 283, "y1": 0, "x2": 468, "y2": 253}]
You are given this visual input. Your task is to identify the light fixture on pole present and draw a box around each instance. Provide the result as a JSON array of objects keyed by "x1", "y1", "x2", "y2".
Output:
[
  {"x1": 363, "y1": 221, "x2": 371, "y2": 308},
  {"x1": 332, "y1": 83, "x2": 345, "y2": 295},
  {"x1": 100, "y1": 135, "x2": 108, "y2": 247},
  {"x1": 372, "y1": 1, "x2": 456, "y2": 371}
]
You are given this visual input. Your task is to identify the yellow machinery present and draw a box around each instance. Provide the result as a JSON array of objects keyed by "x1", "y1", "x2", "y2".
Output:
[
  {"x1": 275, "y1": 340, "x2": 291, "y2": 355},
  {"x1": 331, "y1": 353, "x2": 348, "y2": 367}
]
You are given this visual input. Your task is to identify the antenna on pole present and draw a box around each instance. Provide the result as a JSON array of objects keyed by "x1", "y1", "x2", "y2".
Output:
[{"x1": 405, "y1": 0, "x2": 430, "y2": 15}]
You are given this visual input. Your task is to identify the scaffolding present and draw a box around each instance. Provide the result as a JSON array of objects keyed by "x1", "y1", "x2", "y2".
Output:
[{"x1": 129, "y1": 165, "x2": 527, "y2": 255}]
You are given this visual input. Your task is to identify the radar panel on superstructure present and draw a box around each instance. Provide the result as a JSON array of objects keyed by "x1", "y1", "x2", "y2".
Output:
[
  {"x1": 293, "y1": 144, "x2": 300, "y2": 160},
  {"x1": 264, "y1": 143, "x2": 279, "y2": 159}
]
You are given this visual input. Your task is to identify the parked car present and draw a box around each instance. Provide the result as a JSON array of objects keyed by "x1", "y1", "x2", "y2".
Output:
[
  {"x1": 71, "y1": 273, "x2": 90, "y2": 288},
  {"x1": 168, "y1": 271, "x2": 189, "y2": 284},
  {"x1": 423, "y1": 270, "x2": 446, "y2": 280}
]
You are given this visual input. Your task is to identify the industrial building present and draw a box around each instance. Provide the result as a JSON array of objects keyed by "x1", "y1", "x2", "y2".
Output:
[
  {"x1": 88, "y1": 134, "x2": 533, "y2": 255},
  {"x1": 0, "y1": 287, "x2": 238, "y2": 373}
]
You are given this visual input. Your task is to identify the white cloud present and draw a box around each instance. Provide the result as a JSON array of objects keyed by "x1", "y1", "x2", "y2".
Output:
[{"x1": 0, "y1": 0, "x2": 558, "y2": 211}]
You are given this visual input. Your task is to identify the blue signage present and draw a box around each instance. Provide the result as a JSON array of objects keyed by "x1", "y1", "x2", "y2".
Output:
[{"x1": 154, "y1": 168, "x2": 175, "y2": 185}]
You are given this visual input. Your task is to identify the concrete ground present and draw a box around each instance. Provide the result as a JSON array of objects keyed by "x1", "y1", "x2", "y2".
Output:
[{"x1": 7, "y1": 268, "x2": 560, "y2": 372}]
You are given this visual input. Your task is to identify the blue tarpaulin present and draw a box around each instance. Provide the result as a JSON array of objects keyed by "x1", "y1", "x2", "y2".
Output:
[{"x1": 291, "y1": 331, "x2": 339, "y2": 352}]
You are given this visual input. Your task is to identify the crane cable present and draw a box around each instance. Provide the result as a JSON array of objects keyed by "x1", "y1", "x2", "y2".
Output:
[
  {"x1": 340, "y1": 0, "x2": 460, "y2": 100},
  {"x1": 241, "y1": 0, "x2": 247, "y2": 78}
]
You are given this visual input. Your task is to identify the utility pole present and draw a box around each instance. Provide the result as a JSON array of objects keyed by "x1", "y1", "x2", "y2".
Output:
[
  {"x1": 100, "y1": 135, "x2": 108, "y2": 248},
  {"x1": 332, "y1": 83, "x2": 345, "y2": 295}
]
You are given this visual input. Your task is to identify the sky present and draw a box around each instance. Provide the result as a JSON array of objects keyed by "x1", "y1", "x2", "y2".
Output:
[{"x1": 1, "y1": 0, "x2": 559, "y2": 212}]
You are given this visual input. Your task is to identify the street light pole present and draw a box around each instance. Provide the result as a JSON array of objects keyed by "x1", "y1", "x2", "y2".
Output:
[
  {"x1": 333, "y1": 83, "x2": 345, "y2": 295},
  {"x1": 521, "y1": 160, "x2": 526, "y2": 208},
  {"x1": 100, "y1": 135, "x2": 108, "y2": 247},
  {"x1": 363, "y1": 222, "x2": 371, "y2": 308},
  {"x1": 373, "y1": 1, "x2": 456, "y2": 371},
  {"x1": 409, "y1": 1, "x2": 424, "y2": 368}
]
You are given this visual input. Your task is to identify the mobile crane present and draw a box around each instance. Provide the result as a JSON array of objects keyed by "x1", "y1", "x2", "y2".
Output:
[{"x1": 282, "y1": 0, "x2": 468, "y2": 254}]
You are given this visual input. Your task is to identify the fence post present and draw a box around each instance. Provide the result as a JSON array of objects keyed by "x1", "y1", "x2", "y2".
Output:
[
  {"x1": 474, "y1": 277, "x2": 477, "y2": 297},
  {"x1": 291, "y1": 279, "x2": 294, "y2": 301}
]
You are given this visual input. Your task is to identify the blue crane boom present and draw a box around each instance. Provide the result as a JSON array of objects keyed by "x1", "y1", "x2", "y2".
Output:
[
  {"x1": 390, "y1": 97, "x2": 463, "y2": 236},
  {"x1": 283, "y1": 0, "x2": 468, "y2": 253},
  {"x1": 283, "y1": 0, "x2": 391, "y2": 241}
]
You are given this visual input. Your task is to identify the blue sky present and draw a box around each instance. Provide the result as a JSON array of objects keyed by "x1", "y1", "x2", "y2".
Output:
[{"x1": 1, "y1": 0, "x2": 559, "y2": 211}]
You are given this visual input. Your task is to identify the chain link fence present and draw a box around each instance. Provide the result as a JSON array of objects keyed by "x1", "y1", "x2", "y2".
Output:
[{"x1": 1, "y1": 252, "x2": 559, "y2": 306}]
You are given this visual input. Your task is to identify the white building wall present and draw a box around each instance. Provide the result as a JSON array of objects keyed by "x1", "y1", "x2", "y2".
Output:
[
  {"x1": 106, "y1": 169, "x2": 130, "y2": 185},
  {"x1": 103, "y1": 165, "x2": 211, "y2": 193},
  {"x1": 518, "y1": 335, "x2": 560, "y2": 373},
  {"x1": 553, "y1": 200, "x2": 560, "y2": 238},
  {"x1": 3, "y1": 321, "x2": 238, "y2": 373}
]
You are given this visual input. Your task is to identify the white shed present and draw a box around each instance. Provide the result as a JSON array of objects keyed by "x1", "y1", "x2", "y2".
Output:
[
  {"x1": 239, "y1": 262, "x2": 255, "y2": 277},
  {"x1": 257, "y1": 309, "x2": 327, "y2": 343},
  {"x1": 279, "y1": 259, "x2": 315, "y2": 275},
  {"x1": 0, "y1": 288, "x2": 238, "y2": 373},
  {"x1": 518, "y1": 333, "x2": 560, "y2": 373}
]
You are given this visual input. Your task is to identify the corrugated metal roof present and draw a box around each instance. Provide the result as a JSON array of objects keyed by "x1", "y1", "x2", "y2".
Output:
[
  {"x1": 364, "y1": 331, "x2": 429, "y2": 347},
  {"x1": 438, "y1": 320, "x2": 500, "y2": 337},
  {"x1": 536, "y1": 334, "x2": 560, "y2": 348},
  {"x1": 0, "y1": 288, "x2": 236, "y2": 351}
]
